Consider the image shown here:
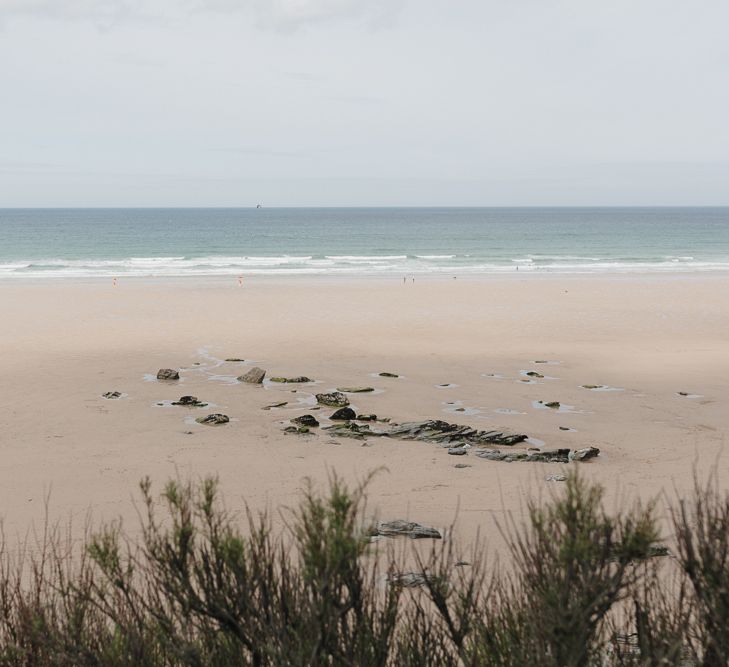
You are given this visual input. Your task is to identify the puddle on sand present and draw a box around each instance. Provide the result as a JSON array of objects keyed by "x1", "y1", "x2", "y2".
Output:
[
  {"x1": 494, "y1": 408, "x2": 526, "y2": 415},
  {"x1": 443, "y1": 401, "x2": 481, "y2": 416},
  {"x1": 532, "y1": 400, "x2": 587, "y2": 414}
]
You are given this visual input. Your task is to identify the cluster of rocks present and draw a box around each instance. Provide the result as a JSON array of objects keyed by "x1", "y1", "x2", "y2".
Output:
[
  {"x1": 475, "y1": 446, "x2": 600, "y2": 464},
  {"x1": 171, "y1": 395, "x2": 208, "y2": 407},
  {"x1": 195, "y1": 413, "x2": 229, "y2": 426},
  {"x1": 387, "y1": 420, "x2": 528, "y2": 447},
  {"x1": 157, "y1": 369, "x2": 179, "y2": 381}
]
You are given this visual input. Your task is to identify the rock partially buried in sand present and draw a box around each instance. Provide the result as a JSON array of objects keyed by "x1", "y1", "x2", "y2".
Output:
[
  {"x1": 568, "y1": 446, "x2": 600, "y2": 462},
  {"x1": 337, "y1": 386, "x2": 374, "y2": 393},
  {"x1": 581, "y1": 384, "x2": 604, "y2": 390},
  {"x1": 172, "y1": 395, "x2": 208, "y2": 407},
  {"x1": 357, "y1": 414, "x2": 378, "y2": 421},
  {"x1": 291, "y1": 414, "x2": 319, "y2": 427},
  {"x1": 476, "y1": 448, "x2": 571, "y2": 463},
  {"x1": 102, "y1": 391, "x2": 122, "y2": 399},
  {"x1": 387, "y1": 419, "x2": 527, "y2": 447},
  {"x1": 526, "y1": 371, "x2": 544, "y2": 378},
  {"x1": 195, "y1": 413, "x2": 229, "y2": 426},
  {"x1": 375, "y1": 519, "x2": 442, "y2": 539},
  {"x1": 225, "y1": 358, "x2": 246, "y2": 362},
  {"x1": 270, "y1": 376, "x2": 312, "y2": 383},
  {"x1": 454, "y1": 463, "x2": 472, "y2": 468},
  {"x1": 546, "y1": 474, "x2": 568, "y2": 482},
  {"x1": 540, "y1": 401, "x2": 561, "y2": 409},
  {"x1": 238, "y1": 367, "x2": 266, "y2": 384},
  {"x1": 322, "y1": 422, "x2": 369, "y2": 439},
  {"x1": 284, "y1": 425, "x2": 310, "y2": 435},
  {"x1": 387, "y1": 572, "x2": 431, "y2": 588},
  {"x1": 262, "y1": 401, "x2": 288, "y2": 410},
  {"x1": 316, "y1": 391, "x2": 350, "y2": 407},
  {"x1": 379, "y1": 372, "x2": 399, "y2": 378},
  {"x1": 330, "y1": 407, "x2": 356, "y2": 421},
  {"x1": 157, "y1": 369, "x2": 179, "y2": 381},
  {"x1": 448, "y1": 447, "x2": 468, "y2": 456}
]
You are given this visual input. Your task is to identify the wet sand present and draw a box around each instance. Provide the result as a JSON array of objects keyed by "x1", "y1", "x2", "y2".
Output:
[{"x1": 0, "y1": 274, "x2": 727, "y2": 549}]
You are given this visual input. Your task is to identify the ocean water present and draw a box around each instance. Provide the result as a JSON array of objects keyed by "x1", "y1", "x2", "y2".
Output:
[{"x1": 0, "y1": 207, "x2": 728, "y2": 278}]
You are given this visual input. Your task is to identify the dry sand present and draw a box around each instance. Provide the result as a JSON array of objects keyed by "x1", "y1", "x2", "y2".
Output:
[{"x1": 0, "y1": 274, "x2": 727, "y2": 551}]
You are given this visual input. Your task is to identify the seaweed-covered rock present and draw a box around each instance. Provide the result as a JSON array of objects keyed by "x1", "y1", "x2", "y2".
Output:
[
  {"x1": 330, "y1": 407, "x2": 356, "y2": 421},
  {"x1": 172, "y1": 396, "x2": 208, "y2": 407},
  {"x1": 316, "y1": 391, "x2": 350, "y2": 408},
  {"x1": 283, "y1": 425, "x2": 310, "y2": 435},
  {"x1": 569, "y1": 446, "x2": 600, "y2": 462},
  {"x1": 270, "y1": 376, "x2": 312, "y2": 383},
  {"x1": 195, "y1": 413, "x2": 229, "y2": 425},
  {"x1": 238, "y1": 367, "x2": 266, "y2": 384},
  {"x1": 102, "y1": 391, "x2": 122, "y2": 399},
  {"x1": 157, "y1": 369, "x2": 179, "y2": 381},
  {"x1": 291, "y1": 414, "x2": 319, "y2": 427},
  {"x1": 337, "y1": 386, "x2": 374, "y2": 393},
  {"x1": 375, "y1": 520, "x2": 442, "y2": 539},
  {"x1": 387, "y1": 420, "x2": 527, "y2": 447}
]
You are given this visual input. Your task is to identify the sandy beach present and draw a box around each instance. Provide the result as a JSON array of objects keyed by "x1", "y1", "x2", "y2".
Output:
[{"x1": 1, "y1": 274, "x2": 727, "y2": 549}]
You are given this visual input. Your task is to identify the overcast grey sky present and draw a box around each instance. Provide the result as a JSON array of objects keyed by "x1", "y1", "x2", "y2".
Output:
[{"x1": 1, "y1": 0, "x2": 728, "y2": 206}]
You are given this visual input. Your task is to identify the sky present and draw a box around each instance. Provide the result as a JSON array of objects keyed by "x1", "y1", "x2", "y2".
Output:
[{"x1": 1, "y1": 0, "x2": 728, "y2": 207}]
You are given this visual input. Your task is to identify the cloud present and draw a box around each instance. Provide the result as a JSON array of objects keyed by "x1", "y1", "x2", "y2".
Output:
[{"x1": 0, "y1": 0, "x2": 403, "y2": 29}]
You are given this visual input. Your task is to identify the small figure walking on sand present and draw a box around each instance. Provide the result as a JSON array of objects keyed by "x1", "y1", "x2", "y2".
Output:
[
  {"x1": 238, "y1": 275, "x2": 243, "y2": 288},
  {"x1": 112, "y1": 277, "x2": 117, "y2": 288}
]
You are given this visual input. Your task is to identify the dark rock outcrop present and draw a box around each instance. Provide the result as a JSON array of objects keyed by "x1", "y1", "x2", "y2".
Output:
[
  {"x1": 195, "y1": 413, "x2": 229, "y2": 425},
  {"x1": 330, "y1": 407, "x2": 356, "y2": 421},
  {"x1": 157, "y1": 369, "x2": 179, "y2": 381},
  {"x1": 172, "y1": 395, "x2": 208, "y2": 407},
  {"x1": 568, "y1": 446, "x2": 600, "y2": 462},
  {"x1": 238, "y1": 367, "x2": 266, "y2": 384},
  {"x1": 386, "y1": 419, "x2": 527, "y2": 447},
  {"x1": 292, "y1": 414, "x2": 319, "y2": 427},
  {"x1": 270, "y1": 376, "x2": 312, "y2": 383},
  {"x1": 375, "y1": 520, "x2": 442, "y2": 539},
  {"x1": 316, "y1": 391, "x2": 350, "y2": 407}
]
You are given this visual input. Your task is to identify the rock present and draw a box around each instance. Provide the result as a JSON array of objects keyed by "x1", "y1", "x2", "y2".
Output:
[
  {"x1": 546, "y1": 474, "x2": 568, "y2": 482},
  {"x1": 386, "y1": 419, "x2": 527, "y2": 447},
  {"x1": 581, "y1": 384, "x2": 603, "y2": 390},
  {"x1": 526, "y1": 371, "x2": 544, "y2": 378},
  {"x1": 475, "y1": 450, "x2": 527, "y2": 462},
  {"x1": 283, "y1": 425, "x2": 310, "y2": 434},
  {"x1": 448, "y1": 447, "x2": 468, "y2": 456},
  {"x1": 569, "y1": 446, "x2": 600, "y2": 462},
  {"x1": 559, "y1": 426, "x2": 570, "y2": 431},
  {"x1": 678, "y1": 391, "x2": 689, "y2": 396},
  {"x1": 322, "y1": 422, "x2": 369, "y2": 440},
  {"x1": 375, "y1": 519, "x2": 442, "y2": 539},
  {"x1": 157, "y1": 369, "x2": 179, "y2": 381},
  {"x1": 316, "y1": 391, "x2": 350, "y2": 407},
  {"x1": 387, "y1": 572, "x2": 431, "y2": 588},
  {"x1": 544, "y1": 401, "x2": 560, "y2": 409},
  {"x1": 270, "y1": 376, "x2": 312, "y2": 383},
  {"x1": 534, "y1": 360, "x2": 548, "y2": 364},
  {"x1": 261, "y1": 401, "x2": 288, "y2": 410},
  {"x1": 172, "y1": 395, "x2": 208, "y2": 407},
  {"x1": 102, "y1": 391, "x2": 121, "y2": 399},
  {"x1": 357, "y1": 414, "x2": 378, "y2": 421},
  {"x1": 337, "y1": 386, "x2": 374, "y2": 393},
  {"x1": 225, "y1": 358, "x2": 246, "y2": 362},
  {"x1": 379, "y1": 372, "x2": 399, "y2": 378},
  {"x1": 526, "y1": 448, "x2": 571, "y2": 463},
  {"x1": 195, "y1": 413, "x2": 229, "y2": 425},
  {"x1": 292, "y1": 414, "x2": 319, "y2": 427},
  {"x1": 238, "y1": 367, "x2": 266, "y2": 384},
  {"x1": 454, "y1": 463, "x2": 472, "y2": 468},
  {"x1": 330, "y1": 407, "x2": 356, "y2": 421}
]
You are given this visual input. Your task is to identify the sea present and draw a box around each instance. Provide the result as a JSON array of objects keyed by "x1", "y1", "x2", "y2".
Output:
[{"x1": 1, "y1": 207, "x2": 728, "y2": 279}]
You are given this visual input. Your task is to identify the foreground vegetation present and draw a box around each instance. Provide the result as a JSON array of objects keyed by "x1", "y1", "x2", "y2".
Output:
[{"x1": 0, "y1": 470, "x2": 727, "y2": 666}]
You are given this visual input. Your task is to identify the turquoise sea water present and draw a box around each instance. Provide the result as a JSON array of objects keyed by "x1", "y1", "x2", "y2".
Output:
[{"x1": 0, "y1": 207, "x2": 728, "y2": 278}]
